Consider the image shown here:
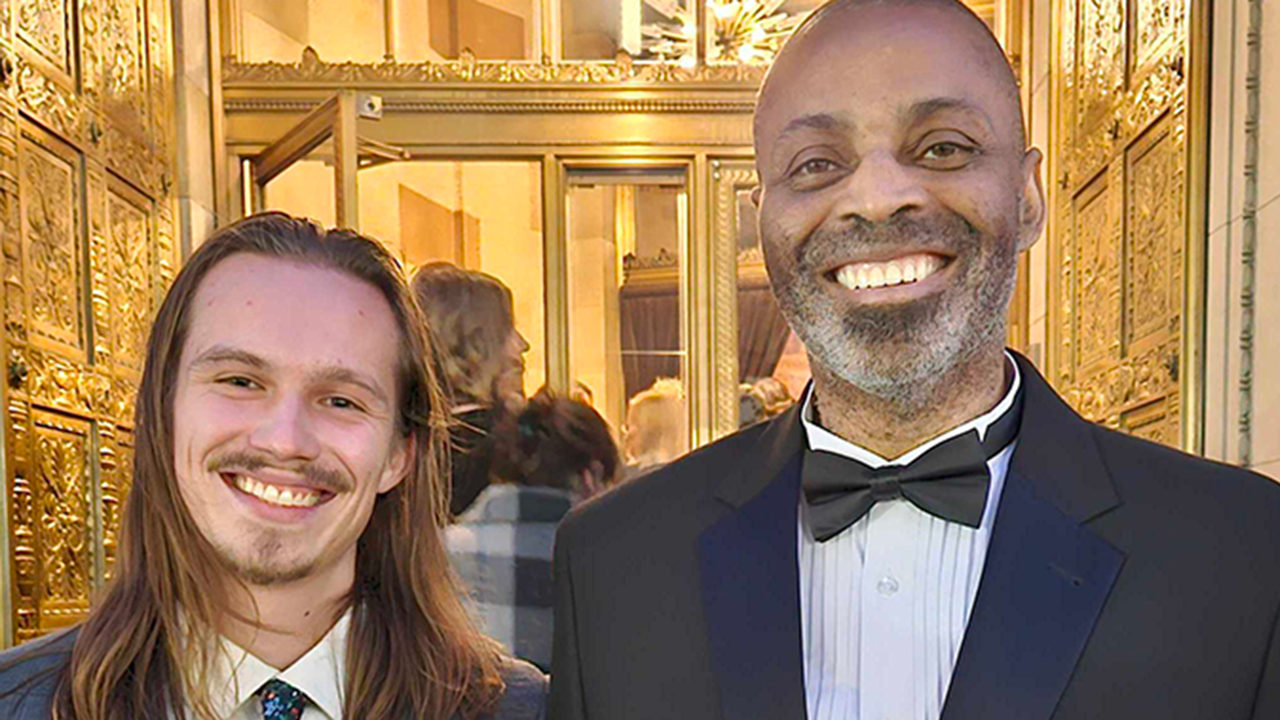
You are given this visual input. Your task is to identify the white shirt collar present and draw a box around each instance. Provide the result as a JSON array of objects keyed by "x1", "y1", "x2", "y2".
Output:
[
  {"x1": 801, "y1": 351, "x2": 1022, "y2": 469},
  {"x1": 209, "y1": 610, "x2": 350, "y2": 720}
]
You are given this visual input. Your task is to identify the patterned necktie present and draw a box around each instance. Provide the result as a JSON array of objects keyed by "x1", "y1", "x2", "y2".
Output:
[
  {"x1": 257, "y1": 678, "x2": 311, "y2": 720},
  {"x1": 802, "y1": 383, "x2": 1023, "y2": 542}
]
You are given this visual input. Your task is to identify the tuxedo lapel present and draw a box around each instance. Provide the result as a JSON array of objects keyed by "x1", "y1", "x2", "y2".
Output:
[
  {"x1": 698, "y1": 406, "x2": 808, "y2": 720},
  {"x1": 942, "y1": 353, "x2": 1126, "y2": 720}
]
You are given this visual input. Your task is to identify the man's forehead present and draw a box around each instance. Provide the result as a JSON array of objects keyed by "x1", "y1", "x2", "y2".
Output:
[{"x1": 756, "y1": 1, "x2": 1017, "y2": 139}]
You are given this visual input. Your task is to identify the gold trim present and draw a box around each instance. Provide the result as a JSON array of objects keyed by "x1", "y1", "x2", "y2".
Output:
[
  {"x1": 222, "y1": 50, "x2": 767, "y2": 88},
  {"x1": 1182, "y1": 0, "x2": 1210, "y2": 455},
  {"x1": 543, "y1": 155, "x2": 569, "y2": 392},
  {"x1": 225, "y1": 97, "x2": 758, "y2": 115},
  {"x1": 709, "y1": 159, "x2": 756, "y2": 440}
]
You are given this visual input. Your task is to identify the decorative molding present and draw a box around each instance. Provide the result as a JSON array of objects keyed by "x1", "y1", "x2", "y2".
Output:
[
  {"x1": 225, "y1": 97, "x2": 757, "y2": 115},
  {"x1": 1238, "y1": 0, "x2": 1261, "y2": 466},
  {"x1": 710, "y1": 161, "x2": 756, "y2": 439},
  {"x1": 222, "y1": 47, "x2": 767, "y2": 88}
]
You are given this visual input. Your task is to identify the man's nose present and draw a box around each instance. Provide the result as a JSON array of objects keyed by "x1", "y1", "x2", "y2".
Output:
[
  {"x1": 247, "y1": 394, "x2": 321, "y2": 461},
  {"x1": 832, "y1": 150, "x2": 929, "y2": 225}
]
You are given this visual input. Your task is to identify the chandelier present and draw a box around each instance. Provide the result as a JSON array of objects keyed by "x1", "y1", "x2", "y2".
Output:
[{"x1": 641, "y1": 0, "x2": 807, "y2": 66}]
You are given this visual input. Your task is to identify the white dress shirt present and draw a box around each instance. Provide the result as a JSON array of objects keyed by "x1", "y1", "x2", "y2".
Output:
[
  {"x1": 205, "y1": 611, "x2": 350, "y2": 720},
  {"x1": 799, "y1": 354, "x2": 1021, "y2": 720}
]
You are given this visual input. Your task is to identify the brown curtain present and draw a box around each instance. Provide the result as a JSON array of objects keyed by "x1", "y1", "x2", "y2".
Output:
[
  {"x1": 737, "y1": 279, "x2": 790, "y2": 382},
  {"x1": 620, "y1": 282, "x2": 681, "y2": 399}
]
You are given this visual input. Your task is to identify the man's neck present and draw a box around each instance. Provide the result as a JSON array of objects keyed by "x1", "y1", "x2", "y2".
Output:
[
  {"x1": 220, "y1": 561, "x2": 355, "y2": 670},
  {"x1": 810, "y1": 346, "x2": 1009, "y2": 460}
]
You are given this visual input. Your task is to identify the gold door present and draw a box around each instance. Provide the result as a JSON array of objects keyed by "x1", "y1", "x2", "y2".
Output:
[
  {"x1": 1049, "y1": 0, "x2": 1207, "y2": 448},
  {"x1": 1, "y1": 0, "x2": 178, "y2": 645}
]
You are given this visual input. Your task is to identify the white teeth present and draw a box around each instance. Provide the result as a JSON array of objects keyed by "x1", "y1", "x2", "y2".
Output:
[
  {"x1": 834, "y1": 254, "x2": 946, "y2": 291},
  {"x1": 231, "y1": 474, "x2": 321, "y2": 508}
]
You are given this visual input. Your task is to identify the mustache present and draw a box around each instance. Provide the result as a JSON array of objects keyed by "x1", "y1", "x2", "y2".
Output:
[
  {"x1": 793, "y1": 213, "x2": 982, "y2": 270},
  {"x1": 206, "y1": 451, "x2": 352, "y2": 493}
]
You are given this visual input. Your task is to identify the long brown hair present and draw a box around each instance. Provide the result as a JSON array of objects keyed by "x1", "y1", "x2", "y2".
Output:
[
  {"x1": 48, "y1": 212, "x2": 503, "y2": 719},
  {"x1": 409, "y1": 263, "x2": 516, "y2": 406}
]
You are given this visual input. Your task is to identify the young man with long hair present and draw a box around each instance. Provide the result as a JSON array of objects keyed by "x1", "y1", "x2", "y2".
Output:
[{"x1": 0, "y1": 212, "x2": 546, "y2": 720}]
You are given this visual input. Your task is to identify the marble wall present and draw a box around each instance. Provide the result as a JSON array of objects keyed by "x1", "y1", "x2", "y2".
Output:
[
  {"x1": 174, "y1": 0, "x2": 219, "y2": 254},
  {"x1": 1203, "y1": 0, "x2": 1280, "y2": 479}
]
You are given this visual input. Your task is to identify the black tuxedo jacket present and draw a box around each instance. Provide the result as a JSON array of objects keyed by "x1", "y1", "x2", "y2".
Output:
[{"x1": 550, "y1": 353, "x2": 1280, "y2": 719}]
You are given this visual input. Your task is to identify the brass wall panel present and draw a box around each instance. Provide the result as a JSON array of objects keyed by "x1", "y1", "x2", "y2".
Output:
[
  {"x1": 98, "y1": 424, "x2": 134, "y2": 582},
  {"x1": 30, "y1": 410, "x2": 93, "y2": 633},
  {"x1": 17, "y1": 124, "x2": 84, "y2": 360},
  {"x1": 106, "y1": 180, "x2": 154, "y2": 374},
  {"x1": 1071, "y1": 169, "x2": 1120, "y2": 375},
  {"x1": 2, "y1": 0, "x2": 178, "y2": 646},
  {"x1": 16, "y1": 0, "x2": 73, "y2": 77},
  {"x1": 1050, "y1": 0, "x2": 1197, "y2": 450}
]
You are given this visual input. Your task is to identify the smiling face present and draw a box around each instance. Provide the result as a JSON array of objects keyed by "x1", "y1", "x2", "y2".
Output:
[
  {"x1": 171, "y1": 254, "x2": 412, "y2": 587},
  {"x1": 754, "y1": 1, "x2": 1045, "y2": 398}
]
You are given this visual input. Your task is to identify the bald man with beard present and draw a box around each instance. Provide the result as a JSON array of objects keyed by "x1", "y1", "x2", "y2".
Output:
[{"x1": 549, "y1": 1, "x2": 1280, "y2": 719}]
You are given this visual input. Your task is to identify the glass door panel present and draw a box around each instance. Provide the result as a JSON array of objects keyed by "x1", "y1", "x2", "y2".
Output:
[
  {"x1": 260, "y1": 141, "x2": 338, "y2": 227},
  {"x1": 356, "y1": 160, "x2": 547, "y2": 395},
  {"x1": 565, "y1": 166, "x2": 690, "y2": 475}
]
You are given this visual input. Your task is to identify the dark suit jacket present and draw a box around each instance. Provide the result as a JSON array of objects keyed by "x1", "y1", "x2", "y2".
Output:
[
  {"x1": 550, "y1": 353, "x2": 1280, "y2": 720},
  {"x1": 0, "y1": 627, "x2": 548, "y2": 719}
]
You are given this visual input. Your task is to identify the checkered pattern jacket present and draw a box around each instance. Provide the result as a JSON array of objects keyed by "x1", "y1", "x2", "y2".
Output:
[{"x1": 445, "y1": 484, "x2": 573, "y2": 671}]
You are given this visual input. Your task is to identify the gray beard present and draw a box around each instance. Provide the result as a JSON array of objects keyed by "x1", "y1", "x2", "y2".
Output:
[{"x1": 769, "y1": 215, "x2": 1018, "y2": 406}]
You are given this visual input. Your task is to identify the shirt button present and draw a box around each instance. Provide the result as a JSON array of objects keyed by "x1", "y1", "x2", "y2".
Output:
[{"x1": 877, "y1": 575, "x2": 900, "y2": 596}]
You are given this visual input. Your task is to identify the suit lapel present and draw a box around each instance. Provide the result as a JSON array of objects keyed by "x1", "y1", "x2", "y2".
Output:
[
  {"x1": 942, "y1": 353, "x2": 1126, "y2": 720},
  {"x1": 699, "y1": 406, "x2": 808, "y2": 720}
]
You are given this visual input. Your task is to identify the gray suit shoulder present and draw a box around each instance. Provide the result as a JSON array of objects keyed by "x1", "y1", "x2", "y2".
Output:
[
  {"x1": 0, "y1": 628, "x2": 77, "y2": 720},
  {"x1": 489, "y1": 657, "x2": 547, "y2": 720}
]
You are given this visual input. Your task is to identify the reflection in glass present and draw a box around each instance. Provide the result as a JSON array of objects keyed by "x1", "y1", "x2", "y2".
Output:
[
  {"x1": 239, "y1": 0, "x2": 388, "y2": 63},
  {"x1": 237, "y1": 0, "x2": 536, "y2": 63},
  {"x1": 261, "y1": 144, "x2": 337, "y2": 227},
  {"x1": 566, "y1": 168, "x2": 689, "y2": 477},
  {"x1": 360, "y1": 160, "x2": 546, "y2": 394}
]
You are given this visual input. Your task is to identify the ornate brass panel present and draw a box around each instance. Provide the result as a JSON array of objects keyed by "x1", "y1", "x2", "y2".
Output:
[
  {"x1": 98, "y1": 424, "x2": 134, "y2": 581},
  {"x1": 1050, "y1": 0, "x2": 1199, "y2": 449},
  {"x1": 106, "y1": 181, "x2": 154, "y2": 374},
  {"x1": 2, "y1": 0, "x2": 177, "y2": 646},
  {"x1": 31, "y1": 411, "x2": 93, "y2": 632},
  {"x1": 16, "y1": 0, "x2": 73, "y2": 77},
  {"x1": 1071, "y1": 169, "x2": 1120, "y2": 375},
  {"x1": 18, "y1": 124, "x2": 85, "y2": 359}
]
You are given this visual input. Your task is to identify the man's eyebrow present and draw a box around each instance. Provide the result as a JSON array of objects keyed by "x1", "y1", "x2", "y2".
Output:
[
  {"x1": 310, "y1": 366, "x2": 390, "y2": 406},
  {"x1": 776, "y1": 112, "x2": 851, "y2": 140},
  {"x1": 189, "y1": 345, "x2": 270, "y2": 370},
  {"x1": 903, "y1": 97, "x2": 996, "y2": 133}
]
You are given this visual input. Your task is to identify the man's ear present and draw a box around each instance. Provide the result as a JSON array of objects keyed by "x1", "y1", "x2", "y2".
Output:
[
  {"x1": 1017, "y1": 148, "x2": 1047, "y2": 253},
  {"x1": 378, "y1": 433, "x2": 415, "y2": 494},
  {"x1": 750, "y1": 185, "x2": 762, "y2": 207}
]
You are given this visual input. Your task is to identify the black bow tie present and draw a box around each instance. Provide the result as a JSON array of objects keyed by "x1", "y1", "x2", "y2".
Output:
[{"x1": 802, "y1": 389, "x2": 1023, "y2": 542}]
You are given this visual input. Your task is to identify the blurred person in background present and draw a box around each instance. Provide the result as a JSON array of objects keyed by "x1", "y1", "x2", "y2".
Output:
[
  {"x1": 739, "y1": 377, "x2": 796, "y2": 429},
  {"x1": 411, "y1": 263, "x2": 530, "y2": 517},
  {"x1": 445, "y1": 390, "x2": 619, "y2": 671},
  {"x1": 620, "y1": 377, "x2": 688, "y2": 480}
]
